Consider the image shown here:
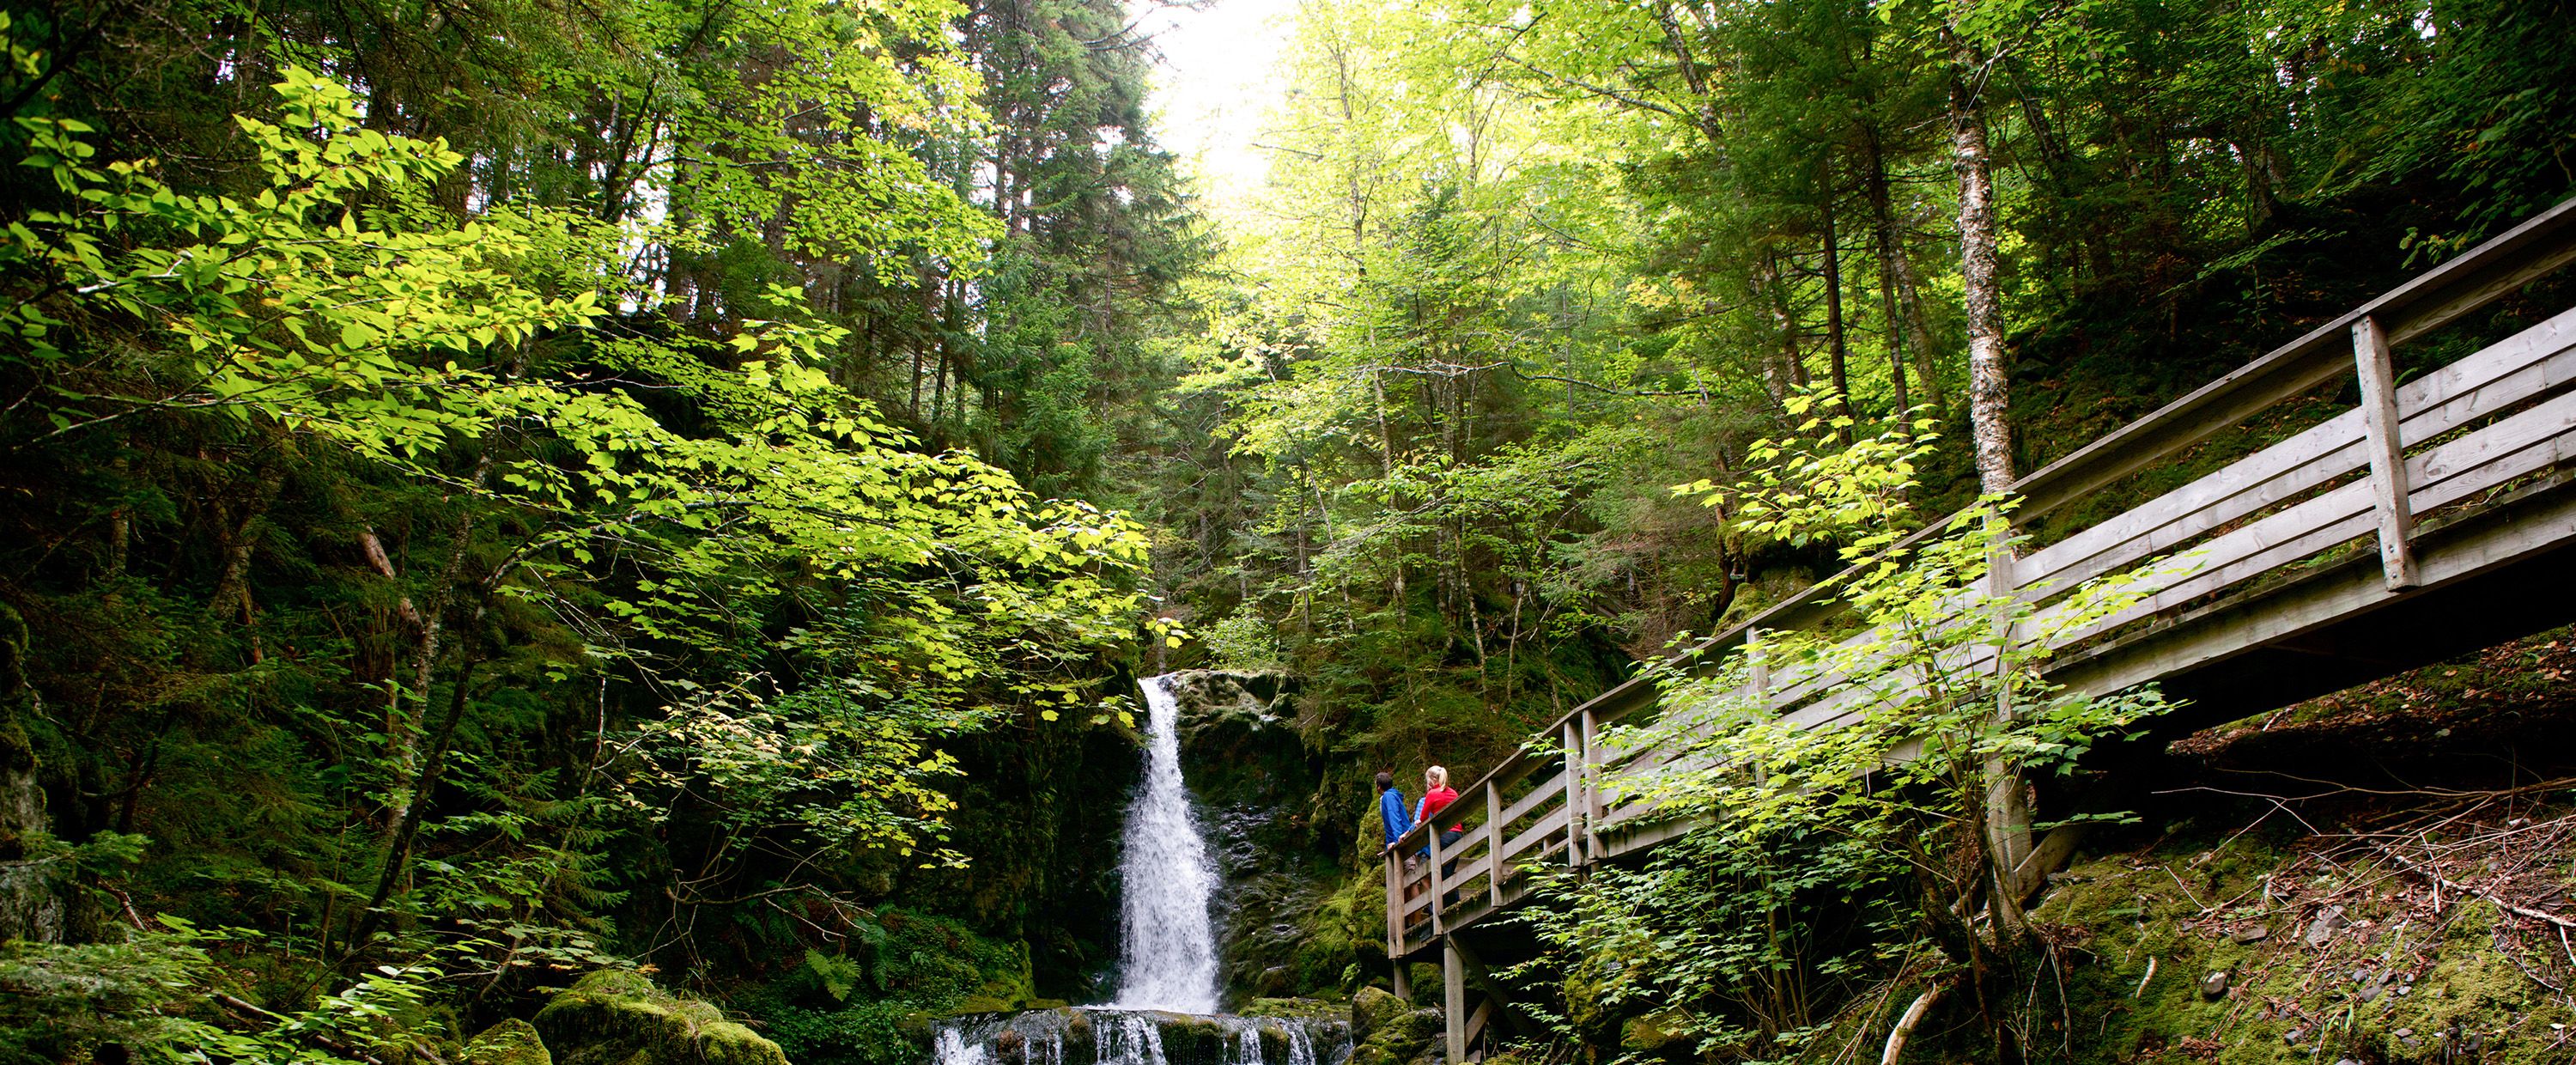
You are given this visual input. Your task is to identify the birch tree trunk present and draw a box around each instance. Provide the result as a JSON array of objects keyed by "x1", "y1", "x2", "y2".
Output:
[
  {"x1": 1950, "y1": 25, "x2": 2014, "y2": 496},
  {"x1": 1951, "y1": 5, "x2": 2035, "y2": 947}
]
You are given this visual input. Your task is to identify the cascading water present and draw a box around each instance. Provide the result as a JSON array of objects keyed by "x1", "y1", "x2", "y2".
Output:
[
  {"x1": 1110, "y1": 674, "x2": 1222, "y2": 1013},
  {"x1": 929, "y1": 1008, "x2": 1349, "y2": 1065},
  {"x1": 928, "y1": 673, "x2": 1351, "y2": 1065}
]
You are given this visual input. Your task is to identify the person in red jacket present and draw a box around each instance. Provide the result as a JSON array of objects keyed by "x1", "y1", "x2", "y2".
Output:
[
  {"x1": 1413, "y1": 765, "x2": 1465, "y2": 856},
  {"x1": 1413, "y1": 765, "x2": 1468, "y2": 905}
]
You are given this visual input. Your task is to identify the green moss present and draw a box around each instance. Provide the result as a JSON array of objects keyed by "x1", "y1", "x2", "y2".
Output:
[
  {"x1": 1241, "y1": 997, "x2": 1344, "y2": 1020},
  {"x1": 947, "y1": 995, "x2": 1015, "y2": 1016},
  {"x1": 1154, "y1": 1014, "x2": 1231, "y2": 1065},
  {"x1": 2026, "y1": 835, "x2": 2576, "y2": 1063},
  {"x1": 1349, "y1": 986, "x2": 1406, "y2": 1040},
  {"x1": 533, "y1": 970, "x2": 789, "y2": 1065},
  {"x1": 1345, "y1": 1005, "x2": 1437, "y2": 1065},
  {"x1": 463, "y1": 1019, "x2": 551, "y2": 1065}
]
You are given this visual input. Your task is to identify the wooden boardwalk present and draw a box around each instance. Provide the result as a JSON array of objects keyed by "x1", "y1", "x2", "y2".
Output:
[{"x1": 1384, "y1": 197, "x2": 2576, "y2": 1062}]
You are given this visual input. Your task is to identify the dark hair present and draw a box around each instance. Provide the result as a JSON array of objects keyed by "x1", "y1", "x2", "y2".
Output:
[{"x1": 1375, "y1": 770, "x2": 1394, "y2": 790}]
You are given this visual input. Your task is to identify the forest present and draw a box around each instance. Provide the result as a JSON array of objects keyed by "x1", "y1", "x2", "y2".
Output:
[{"x1": 1, "y1": 0, "x2": 2573, "y2": 1062}]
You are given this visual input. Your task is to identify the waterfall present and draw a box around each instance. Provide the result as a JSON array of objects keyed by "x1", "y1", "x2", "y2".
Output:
[
  {"x1": 927, "y1": 674, "x2": 1353, "y2": 1065},
  {"x1": 929, "y1": 1009, "x2": 1349, "y2": 1065},
  {"x1": 1110, "y1": 673, "x2": 1223, "y2": 1013}
]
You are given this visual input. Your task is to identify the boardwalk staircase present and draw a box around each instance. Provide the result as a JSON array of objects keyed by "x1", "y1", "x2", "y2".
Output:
[{"x1": 1382, "y1": 197, "x2": 2576, "y2": 1062}]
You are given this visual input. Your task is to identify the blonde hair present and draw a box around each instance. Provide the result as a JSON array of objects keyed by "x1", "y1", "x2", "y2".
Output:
[{"x1": 1425, "y1": 765, "x2": 1449, "y2": 788}]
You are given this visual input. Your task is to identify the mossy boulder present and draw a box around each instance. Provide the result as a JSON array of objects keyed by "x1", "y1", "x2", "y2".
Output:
[
  {"x1": 463, "y1": 1019, "x2": 552, "y2": 1065},
  {"x1": 1240, "y1": 997, "x2": 1343, "y2": 1021},
  {"x1": 1346, "y1": 1006, "x2": 1438, "y2": 1065},
  {"x1": 945, "y1": 995, "x2": 1017, "y2": 1017},
  {"x1": 533, "y1": 971, "x2": 789, "y2": 1065},
  {"x1": 1151, "y1": 1013, "x2": 1231, "y2": 1065},
  {"x1": 1349, "y1": 987, "x2": 1406, "y2": 1041}
]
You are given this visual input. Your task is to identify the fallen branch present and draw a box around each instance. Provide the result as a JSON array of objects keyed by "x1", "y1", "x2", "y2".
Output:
[
  {"x1": 1881, "y1": 982, "x2": 1948, "y2": 1065},
  {"x1": 2365, "y1": 840, "x2": 2576, "y2": 929}
]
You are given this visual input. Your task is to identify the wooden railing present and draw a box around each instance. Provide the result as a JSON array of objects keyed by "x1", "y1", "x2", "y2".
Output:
[{"x1": 1387, "y1": 197, "x2": 2576, "y2": 963}]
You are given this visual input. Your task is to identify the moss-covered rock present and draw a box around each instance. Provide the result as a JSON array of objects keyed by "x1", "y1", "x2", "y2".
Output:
[
  {"x1": 1346, "y1": 1006, "x2": 1438, "y2": 1065},
  {"x1": 1240, "y1": 997, "x2": 1344, "y2": 1021},
  {"x1": 1151, "y1": 1013, "x2": 1231, "y2": 1065},
  {"x1": 1349, "y1": 987, "x2": 1406, "y2": 1041},
  {"x1": 946, "y1": 995, "x2": 1017, "y2": 1017},
  {"x1": 533, "y1": 971, "x2": 789, "y2": 1065},
  {"x1": 463, "y1": 1019, "x2": 551, "y2": 1065}
]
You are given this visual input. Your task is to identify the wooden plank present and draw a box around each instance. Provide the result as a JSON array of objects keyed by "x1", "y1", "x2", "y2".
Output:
[
  {"x1": 1384, "y1": 853, "x2": 1403, "y2": 959},
  {"x1": 2014, "y1": 196, "x2": 2576, "y2": 519},
  {"x1": 1402, "y1": 259, "x2": 2576, "y2": 953},
  {"x1": 1498, "y1": 766, "x2": 1566, "y2": 830},
  {"x1": 2020, "y1": 309, "x2": 2576, "y2": 595},
  {"x1": 2054, "y1": 475, "x2": 2576, "y2": 701},
  {"x1": 1580, "y1": 709, "x2": 1601, "y2": 858},
  {"x1": 1506, "y1": 806, "x2": 1570, "y2": 867},
  {"x1": 1561, "y1": 721, "x2": 1583, "y2": 867},
  {"x1": 2050, "y1": 382, "x2": 2576, "y2": 644},
  {"x1": 1778, "y1": 355, "x2": 2576, "y2": 731},
  {"x1": 2355, "y1": 313, "x2": 2421, "y2": 587}
]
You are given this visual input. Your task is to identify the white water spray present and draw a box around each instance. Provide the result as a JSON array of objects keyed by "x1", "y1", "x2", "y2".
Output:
[{"x1": 1110, "y1": 674, "x2": 1223, "y2": 1013}]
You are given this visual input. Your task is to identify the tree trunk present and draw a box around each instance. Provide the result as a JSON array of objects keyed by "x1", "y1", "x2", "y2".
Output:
[
  {"x1": 1757, "y1": 253, "x2": 1797, "y2": 405},
  {"x1": 1862, "y1": 131, "x2": 1916, "y2": 418},
  {"x1": 1820, "y1": 179, "x2": 1856, "y2": 440},
  {"x1": 1949, "y1": 23, "x2": 2013, "y2": 496},
  {"x1": 1953, "y1": 8, "x2": 2035, "y2": 962},
  {"x1": 349, "y1": 656, "x2": 478, "y2": 960}
]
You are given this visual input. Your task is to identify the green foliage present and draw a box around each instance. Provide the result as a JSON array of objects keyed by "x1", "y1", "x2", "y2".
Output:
[
  {"x1": 0, "y1": 919, "x2": 456, "y2": 1065},
  {"x1": 0, "y1": 0, "x2": 1169, "y2": 1043},
  {"x1": 1512, "y1": 411, "x2": 2173, "y2": 1059},
  {"x1": 756, "y1": 999, "x2": 915, "y2": 1065}
]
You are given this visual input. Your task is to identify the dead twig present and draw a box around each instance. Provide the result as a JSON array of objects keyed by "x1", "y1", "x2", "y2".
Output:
[{"x1": 2364, "y1": 839, "x2": 2576, "y2": 929}]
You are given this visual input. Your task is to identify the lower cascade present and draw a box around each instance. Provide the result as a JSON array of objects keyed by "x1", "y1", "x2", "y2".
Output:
[
  {"x1": 932, "y1": 1009, "x2": 1348, "y2": 1065},
  {"x1": 932, "y1": 675, "x2": 1351, "y2": 1065}
]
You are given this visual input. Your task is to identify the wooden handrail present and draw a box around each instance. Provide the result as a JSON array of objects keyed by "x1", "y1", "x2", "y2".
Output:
[
  {"x1": 2014, "y1": 198, "x2": 2576, "y2": 519},
  {"x1": 1431, "y1": 196, "x2": 2576, "y2": 814},
  {"x1": 1390, "y1": 196, "x2": 2576, "y2": 962}
]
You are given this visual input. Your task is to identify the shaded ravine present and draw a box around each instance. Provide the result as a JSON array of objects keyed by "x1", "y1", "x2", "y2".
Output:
[{"x1": 930, "y1": 675, "x2": 1349, "y2": 1065}]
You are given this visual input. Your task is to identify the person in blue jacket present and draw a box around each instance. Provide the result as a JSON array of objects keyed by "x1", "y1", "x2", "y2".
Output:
[{"x1": 1376, "y1": 770, "x2": 1413, "y2": 855}]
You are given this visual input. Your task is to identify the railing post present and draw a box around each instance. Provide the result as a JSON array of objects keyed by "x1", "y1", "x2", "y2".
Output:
[
  {"x1": 2353, "y1": 313, "x2": 2421, "y2": 589},
  {"x1": 1485, "y1": 784, "x2": 1504, "y2": 908},
  {"x1": 1746, "y1": 628, "x2": 1770, "y2": 786},
  {"x1": 1560, "y1": 721, "x2": 1583, "y2": 867},
  {"x1": 1566, "y1": 711, "x2": 1587, "y2": 861},
  {"x1": 1384, "y1": 846, "x2": 1403, "y2": 970},
  {"x1": 1983, "y1": 509, "x2": 2032, "y2": 879},
  {"x1": 1746, "y1": 627, "x2": 1770, "y2": 696},
  {"x1": 1428, "y1": 823, "x2": 1447, "y2": 938}
]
